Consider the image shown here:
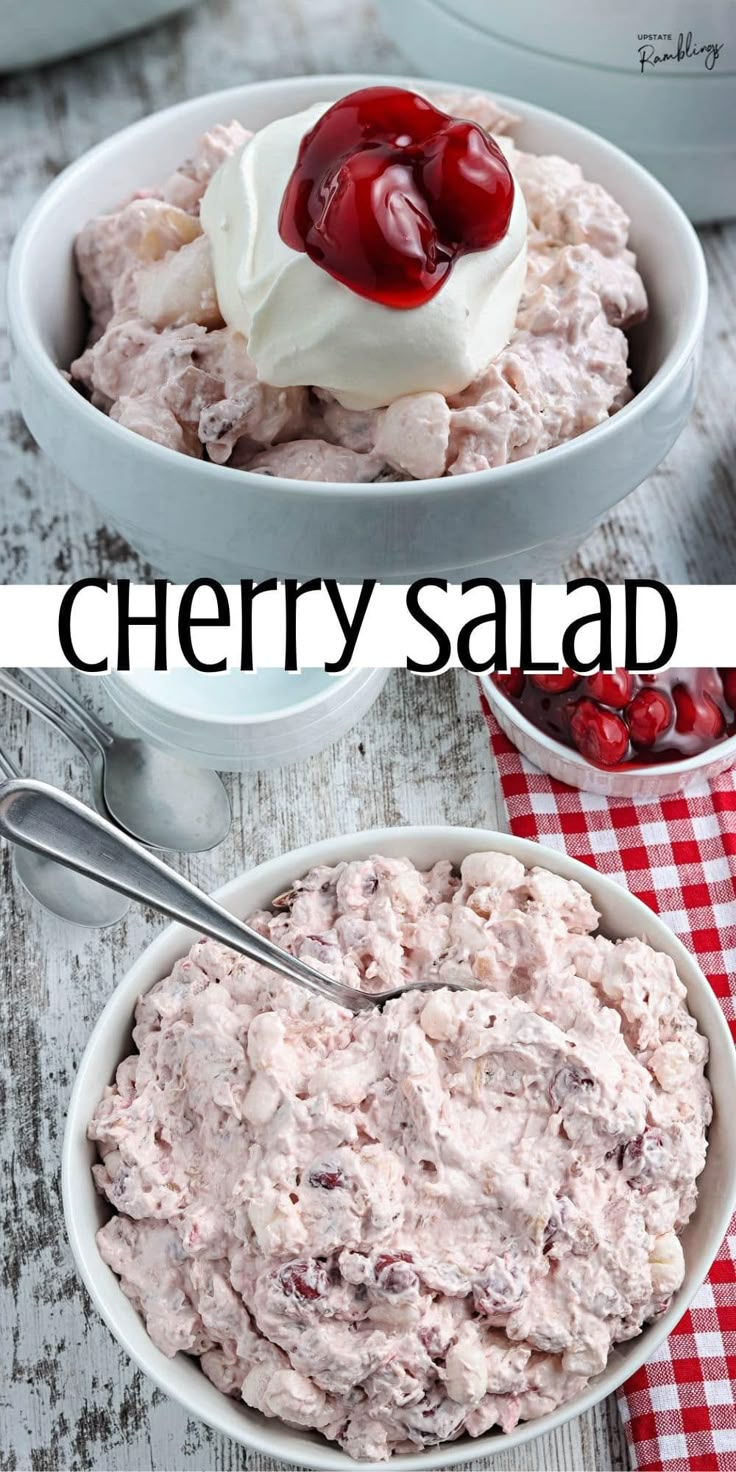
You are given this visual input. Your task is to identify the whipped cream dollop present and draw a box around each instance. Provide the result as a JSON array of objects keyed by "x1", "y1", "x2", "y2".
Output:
[{"x1": 201, "y1": 101, "x2": 528, "y2": 411}]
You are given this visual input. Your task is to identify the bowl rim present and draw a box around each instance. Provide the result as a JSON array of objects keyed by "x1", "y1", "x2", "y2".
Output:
[
  {"x1": 8, "y1": 71, "x2": 708, "y2": 500},
  {"x1": 62, "y1": 823, "x2": 736, "y2": 1471},
  {"x1": 480, "y1": 673, "x2": 736, "y2": 781}
]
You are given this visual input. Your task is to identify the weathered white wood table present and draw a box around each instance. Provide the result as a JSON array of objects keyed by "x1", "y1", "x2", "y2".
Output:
[{"x1": 1, "y1": 2, "x2": 734, "y2": 1470}]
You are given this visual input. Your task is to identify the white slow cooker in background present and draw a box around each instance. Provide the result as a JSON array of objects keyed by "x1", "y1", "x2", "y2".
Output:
[
  {"x1": 378, "y1": 0, "x2": 736, "y2": 223},
  {"x1": 0, "y1": 0, "x2": 203, "y2": 71}
]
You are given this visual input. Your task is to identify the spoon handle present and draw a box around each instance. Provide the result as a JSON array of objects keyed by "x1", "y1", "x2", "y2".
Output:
[
  {"x1": 0, "y1": 742, "x2": 19, "y2": 781},
  {"x1": 18, "y1": 669, "x2": 112, "y2": 747},
  {"x1": 0, "y1": 777, "x2": 374, "y2": 1013},
  {"x1": 0, "y1": 670, "x2": 103, "y2": 762}
]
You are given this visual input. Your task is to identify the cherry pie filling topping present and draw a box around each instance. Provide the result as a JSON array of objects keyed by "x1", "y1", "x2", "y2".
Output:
[
  {"x1": 491, "y1": 668, "x2": 736, "y2": 768},
  {"x1": 278, "y1": 85, "x2": 515, "y2": 308}
]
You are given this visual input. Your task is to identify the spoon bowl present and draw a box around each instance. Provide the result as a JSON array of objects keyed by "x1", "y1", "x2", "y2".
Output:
[
  {"x1": 99, "y1": 736, "x2": 233, "y2": 854},
  {"x1": 0, "y1": 740, "x2": 130, "y2": 928},
  {"x1": 13, "y1": 848, "x2": 130, "y2": 928}
]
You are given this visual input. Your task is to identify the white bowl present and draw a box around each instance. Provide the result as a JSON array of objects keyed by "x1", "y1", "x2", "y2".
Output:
[
  {"x1": 480, "y1": 675, "x2": 736, "y2": 797},
  {"x1": 0, "y1": 0, "x2": 201, "y2": 71},
  {"x1": 378, "y1": 0, "x2": 736, "y2": 223},
  {"x1": 8, "y1": 73, "x2": 707, "y2": 583},
  {"x1": 102, "y1": 667, "x2": 390, "y2": 771},
  {"x1": 63, "y1": 824, "x2": 736, "y2": 1470}
]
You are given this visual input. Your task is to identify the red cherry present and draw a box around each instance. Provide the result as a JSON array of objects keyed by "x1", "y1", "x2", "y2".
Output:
[
  {"x1": 672, "y1": 684, "x2": 725, "y2": 739},
  {"x1": 279, "y1": 86, "x2": 514, "y2": 309},
  {"x1": 492, "y1": 669, "x2": 525, "y2": 699},
  {"x1": 375, "y1": 1252, "x2": 413, "y2": 1275},
  {"x1": 322, "y1": 149, "x2": 445, "y2": 294},
  {"x1": 308, "y1": 1165, "x2": 346, "y2": 1190},
  {"x1": 626, "y1": 689, "x2": 673, "y2": 748},
  {"x1": 529, "y1": 670, "x2": 579, "y2": 694},
  {"x1": 584, "y1": 670, "x2": 632, "y2": 709},
  {"x1": 278, "y1": 1260, "x2": 329, "y2": 1301},
  {"x1": 721, "y1": 669, "x2": 736, "y2": 711},
  {"x1": 419, "y1": 119, "x2": 514, "y2": 250},
  {"x1": 569, "y1": 698, "x2": 630, "y2": 766}
]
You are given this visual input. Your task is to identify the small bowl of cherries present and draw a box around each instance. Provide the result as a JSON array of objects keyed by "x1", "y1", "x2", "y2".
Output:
[{"x1": 481, "y1": 668, "x2": 736, "y2": 797}]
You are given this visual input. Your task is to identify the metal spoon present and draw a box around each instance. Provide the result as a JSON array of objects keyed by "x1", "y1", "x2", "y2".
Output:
[
  {"x1": 0, "y1": 747, "x2": 130, "y2": 928},
  {"x1": 0, "y1": 670, "x2": 232, "y2": 854},
  {"x1": 0, "y1": 777, "x2": 468, "y2": 1014}
]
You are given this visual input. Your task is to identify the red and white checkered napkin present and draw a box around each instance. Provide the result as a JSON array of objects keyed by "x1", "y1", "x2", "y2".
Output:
[{"x1": 479, "y1": 693, "x2": 736, "y2": 1472}]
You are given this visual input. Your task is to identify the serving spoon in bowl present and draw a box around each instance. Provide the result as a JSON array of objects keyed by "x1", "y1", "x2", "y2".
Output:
[
  {"x1": 0, "y1": 669, "x2": 232, "y2": 853},
  {"x1": 0, "y1": 777, "x2": 465, "y2": 1014}
]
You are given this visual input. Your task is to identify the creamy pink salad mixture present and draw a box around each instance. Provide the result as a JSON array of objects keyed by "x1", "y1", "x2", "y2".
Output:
[
  {"x1": 71, "y1": 95, "x2": 648, "y2": 481},
  {"x1": 90, "y1": 852, "x2": 709, "y2": 1461}
]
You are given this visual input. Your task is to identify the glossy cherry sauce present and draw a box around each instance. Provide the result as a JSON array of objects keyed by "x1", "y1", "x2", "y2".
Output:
[
  {"x1": 492, "y1": 668, "x2": 736, "y2": 769},
  {"x1": 278, "y1": 86, "x2": 515, "y2": 309}
]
